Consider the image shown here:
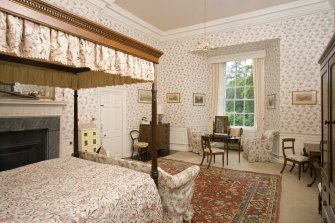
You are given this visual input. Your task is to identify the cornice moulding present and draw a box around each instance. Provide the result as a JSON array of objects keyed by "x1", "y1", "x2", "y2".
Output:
[{"x1": 84, "y1": 0, "x2": 332, "y2": 43}]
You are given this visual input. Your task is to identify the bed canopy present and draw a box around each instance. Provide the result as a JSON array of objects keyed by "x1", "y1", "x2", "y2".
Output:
[{"x1": 0, "y1": 0, "x2": 163, "y2": 184}]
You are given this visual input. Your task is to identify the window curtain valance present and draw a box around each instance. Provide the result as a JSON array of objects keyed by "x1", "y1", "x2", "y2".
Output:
[{"x1": 0, "y1": 11, "x2": 154, "y2": 88}]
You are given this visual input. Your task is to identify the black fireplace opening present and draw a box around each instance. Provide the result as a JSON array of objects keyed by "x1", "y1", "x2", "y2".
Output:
[{"x1": 0, "y1": 129, "x2": 48, "y2": 171}]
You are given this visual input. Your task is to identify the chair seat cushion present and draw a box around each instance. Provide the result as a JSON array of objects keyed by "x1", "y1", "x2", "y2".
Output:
[
  {"x1": 287, "y1": 154, "x2": 309, "y2": 162},
  {"x1": 134, "y1": 142, "x2": 149, "y2": 149},
  {"x1": 204, "y1": 147, "x2": 224, "y2": 154}
]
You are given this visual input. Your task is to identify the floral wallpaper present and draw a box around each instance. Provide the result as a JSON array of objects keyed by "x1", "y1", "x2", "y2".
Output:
[
  {"x1": 14, "y1": 1, "x2": 334, "y2": 145},
  {"x1": 160, "y1": 11, "x2": 334, "y2": 135}
]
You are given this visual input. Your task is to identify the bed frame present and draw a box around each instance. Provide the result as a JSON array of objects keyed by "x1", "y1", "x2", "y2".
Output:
[{"x1": 0, "y1": 0, "x2": 163, "y2": 185}]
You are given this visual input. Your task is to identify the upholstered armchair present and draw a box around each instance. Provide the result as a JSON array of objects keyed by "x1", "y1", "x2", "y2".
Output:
[
  {"x1": 187, "y1": 128, "x2": 202, "y2": 155},
  {"x1": 243, "y1": 130, "x2": 274, "y2": 162},
  {"x1": 80, "y1": 151, "x2": 200, "y2": 223}
]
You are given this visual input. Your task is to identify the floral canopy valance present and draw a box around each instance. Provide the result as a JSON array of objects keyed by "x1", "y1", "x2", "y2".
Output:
[{"x1": 0, "y1": 11, "x2": 155, "y2": 89}]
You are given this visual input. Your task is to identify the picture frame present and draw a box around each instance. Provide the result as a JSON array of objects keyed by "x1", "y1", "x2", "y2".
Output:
[
  {"x1": 138, "y1": 89, "x2": 152, "y2": 103},
  {"x1": 193, "y1": 93, "x2": 205, "y2": 106},
  {"x1": 292, "y1": 90, "x2": 317, "y2": 105},
  {"x1": 267, "y1": 94, "x2": 275, "y2": 109},
  {"x1": 166, "y1": 93, "x2": 180, "y2": 103}
]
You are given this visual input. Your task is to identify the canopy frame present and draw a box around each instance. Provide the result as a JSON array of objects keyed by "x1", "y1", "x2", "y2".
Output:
[{"x1": 0, "y1": 0, "x2": 163, "y2": 186}]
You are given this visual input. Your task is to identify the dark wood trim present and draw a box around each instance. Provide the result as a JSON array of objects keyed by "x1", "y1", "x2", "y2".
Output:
[
  {"x1": 0, "y1": 0, "x2": 163, "y2": 63},
  {"x1": 73, "y1": 90, "x2": 79, "y2": 158},
  {"x1": 0, "y1": 54, "x2": 90, "y2": 74},
  {"x1": 150, "y1": 64, "x2": 158, "y2": 186}
]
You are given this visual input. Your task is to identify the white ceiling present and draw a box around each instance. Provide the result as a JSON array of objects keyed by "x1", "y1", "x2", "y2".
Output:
[
  {"x1": 113, "y1": 0, "x2": 305, "y2": 31},
  {"x1": 87, "y1": 0, "x2": 332, "y2": 40}
]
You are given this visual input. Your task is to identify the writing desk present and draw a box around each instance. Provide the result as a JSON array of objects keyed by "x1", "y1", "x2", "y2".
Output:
[{"x1": 208, "y1": 134, "x2": 241, "y2": 165}]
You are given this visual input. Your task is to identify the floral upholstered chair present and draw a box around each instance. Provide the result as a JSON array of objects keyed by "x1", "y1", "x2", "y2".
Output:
[
  {"x1": 80, "y1": 151, "x2": 200, "y2": 223},
  {"x1": 243, "y1": 130, "x2": 274, "y2": 162},
  {"x1": 187, "y1": 128, "x2": 202, "y2": 155}
]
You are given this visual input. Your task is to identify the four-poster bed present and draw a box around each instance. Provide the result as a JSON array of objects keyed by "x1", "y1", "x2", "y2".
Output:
[
  {"x1": 0, "y1": 2, "x2": 201, "y2": 222},
  {"x1": 0, "y1": 0, "x2": 163, "y2": 184}
]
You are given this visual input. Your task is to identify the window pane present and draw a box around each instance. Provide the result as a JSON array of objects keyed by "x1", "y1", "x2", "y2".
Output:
[
  {"x1": 235, "y1": 100, "x2": 244, "y2": 113},
  {"x1": 235, "y1": 87, "x2": 244, "y2": 99},
  {"x1": 245, "y1": 100, "x2": 254, "y2": 113},
  {"x1": 245, "y1": 87, "x2": 254, "y2": 99},
  {"x1": 228, "y1": 113, "x2": 235, "y2": 126},
  {"x1": 235, "y1": 114, "x2": 244, "y2": 126},
  {"x1": 244, "y1": 64, "x2": 253, "y2": 74},
  {"x1": 226, "y1": 88, "x2": 235, "y2": 99},
  {"x1": 245, "y1": 114, "x2": 254, "y2": 126},
  {"x1": 226, "y1": 73, "x2": 235, "y2": 87},
  {"x1": 226, "y1": 62, "x2": 236, "y2": 73},
  {"x1": 236, "y1": 61, "x2": 244, "y2": 73},
  {"x1": 226, "y1": 100, "x2": 234, "y2": 112},
  {"x1": 236, "y1": 73, "x2": 245, "y2": 86},
  {"x1": 245, "y1": 72, "x2": 253, "y2": 86}
]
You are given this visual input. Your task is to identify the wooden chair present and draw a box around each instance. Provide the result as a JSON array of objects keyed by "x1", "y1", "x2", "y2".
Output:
[
  {"x1": 280, "y1": 138, "x2": 309, "y2": 180},
  {"x1": 200, "y1": 135, "x2": 225, "y2": 169},
  {"x1": 129, "y1": 130, "x2": 149, "y2": 161}
]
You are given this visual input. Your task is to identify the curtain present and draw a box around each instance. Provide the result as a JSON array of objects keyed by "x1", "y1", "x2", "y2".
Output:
[
  {"x1": 253, "y1": 58, "x2": 265, "y2": 137},
  {"x1": 0, "y1": 11, "x2": 154, "y2": 88},
  {"x1": 211, "y1": 63, "x2": 225, "y2": 123}
]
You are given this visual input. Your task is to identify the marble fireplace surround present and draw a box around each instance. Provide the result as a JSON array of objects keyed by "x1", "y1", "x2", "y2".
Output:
[{"x1": 0, "y1": 99, "x2": 67, "y2": 159}]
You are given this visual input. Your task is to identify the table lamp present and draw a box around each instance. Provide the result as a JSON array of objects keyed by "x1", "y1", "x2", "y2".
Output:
[{"x1": 157, "y1": 104, "x2": 165, "y2": 124}]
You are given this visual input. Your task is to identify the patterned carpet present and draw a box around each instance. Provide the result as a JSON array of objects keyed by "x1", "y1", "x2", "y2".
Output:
[{"x1": 158, "y1": 158, "x2": 281, "y2": 223}]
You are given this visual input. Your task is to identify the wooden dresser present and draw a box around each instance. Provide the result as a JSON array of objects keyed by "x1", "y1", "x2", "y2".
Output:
[
  {"x1": 319, "y1": 32, "x2": 335, "y2": 223},
  {"x1": 139, "y1": 123, "x2": 170, "y2": 156}
]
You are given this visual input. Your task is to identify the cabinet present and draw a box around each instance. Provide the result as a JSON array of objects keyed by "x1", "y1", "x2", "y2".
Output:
[
  {"x1": 320, "y1": 33, "x2": 335, "y2": 223},
  {"x1": 139, "y1": 123, "x2": 170, "y2": 156}
]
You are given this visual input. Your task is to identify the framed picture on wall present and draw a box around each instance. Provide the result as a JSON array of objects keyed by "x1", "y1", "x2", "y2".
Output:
[
  {"x1": 138, "y1": 89, "x2": 152, "y2": 103},
  {"x1": 267, "y1": 94, "x2": 275, "y2": 109},
  {"x1": 292, "y1": 90, "x2": 317, "y2": 105},
  {"x1": 193, "y1": 93, "x2": 205, "y2": 106},
  {"x1": 166, "y1": 93, "x2": 180, "y2": 103}
]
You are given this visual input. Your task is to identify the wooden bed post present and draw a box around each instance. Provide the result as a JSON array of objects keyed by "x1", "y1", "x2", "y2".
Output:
[
  {"x1": 73, "y1": 89, "x2": 79, "y2": 158},
  {"x1": 151, "y1": 64, "x2": 158, "y2": 186}
]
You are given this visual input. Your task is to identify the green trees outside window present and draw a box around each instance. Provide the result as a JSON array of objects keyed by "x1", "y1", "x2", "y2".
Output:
[{"x1": 225, "y1": 59, "x2": 254, "y2": 127}]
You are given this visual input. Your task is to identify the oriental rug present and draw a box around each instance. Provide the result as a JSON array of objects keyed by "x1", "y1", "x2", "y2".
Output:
[{"x1": 158, "y1": 158, "x2": 281, "y2": 223}]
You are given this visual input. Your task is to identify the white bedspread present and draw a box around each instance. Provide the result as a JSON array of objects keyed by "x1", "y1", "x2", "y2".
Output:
[{"x1": 0, "y1": 157, "x2": 162, "y2": 222}]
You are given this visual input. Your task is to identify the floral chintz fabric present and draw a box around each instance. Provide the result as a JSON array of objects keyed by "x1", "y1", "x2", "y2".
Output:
[
  {"x1": 0, "y1": 157, "x2": 162, "y2": 222},
  {"x1": 243, "y1": 130, "x2": 274, "y2": 162},
  {"x1": 80, "y1": 151, "x2": 200, "y2": 223}
]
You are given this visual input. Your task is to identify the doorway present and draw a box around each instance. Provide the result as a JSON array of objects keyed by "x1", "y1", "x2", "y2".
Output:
[{"x1": 98, "y1": 88, "x2": 127, "y2": 158}]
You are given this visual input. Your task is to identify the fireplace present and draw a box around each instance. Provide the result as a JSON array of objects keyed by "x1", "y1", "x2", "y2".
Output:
[
  {"x1": 0, "y1": 99, "x2": 65, "y2": 171},
  {"x1": 0, "y1": 129, "x2": 48, "y2": 171}
]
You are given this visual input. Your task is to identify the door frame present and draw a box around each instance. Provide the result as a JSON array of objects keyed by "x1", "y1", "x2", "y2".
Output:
[{"x1": 97, "y1": 87, "x2": 127, "y2": 158}]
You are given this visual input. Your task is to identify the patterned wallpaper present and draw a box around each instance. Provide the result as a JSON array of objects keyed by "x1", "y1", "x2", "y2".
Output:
[
  {"x1": 160, "y1": 11, "x2": 334, "y2": 135},
  {"x1": 15, "y1": 1, "x2": 334, "y2": 141}
]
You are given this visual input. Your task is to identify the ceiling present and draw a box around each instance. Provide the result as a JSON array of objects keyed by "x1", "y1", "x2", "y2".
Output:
[{"x1": 113, "y1": 0, "x2": 300, "y2": 31}]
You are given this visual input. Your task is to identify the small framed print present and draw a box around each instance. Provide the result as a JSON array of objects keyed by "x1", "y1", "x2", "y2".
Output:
[
  {"x1": 267, "y1": 94, "x2": 275, "y2": 109},
  {"x1": 193, "y1": 93, "x2": 205, "y2": 106},
  {"x1": 292, "y1": 90, "x2": 317, "y2": 105},
  {"x1": 138, "y1": 89, "x2": 152, "y2": 104},
  {"x1": 166, "y1": 93, "x2": 180, "y2": 103}
]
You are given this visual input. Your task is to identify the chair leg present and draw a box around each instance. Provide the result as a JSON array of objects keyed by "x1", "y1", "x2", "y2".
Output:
[
  {"x1": 289, "y1": 163, "x2": 295, "y2": 172},
  {"x1": 131, "y1": 147, "x2": 135, "y2": 159},
  {"x1": 298, "y1": 164, "x2": 301, "y2": 180},
  {"x1": 213, "y1": 155, "x2": 216, "y2": 163},
  {"x1": 200, "y1": 153, "x2": 206, "y2": 166},
  {"x1": 280, "y1": 160, "x2": 287, "y2": 173},
  {"x1": 303, "y1": 162, "x2": 309, "y2": 172},
  {"x1": 222, "y1": 154, "x2": 224, "y2": 167},
  {"x1": 207, "y1": 154, "x2": 212, "y2": 169}
]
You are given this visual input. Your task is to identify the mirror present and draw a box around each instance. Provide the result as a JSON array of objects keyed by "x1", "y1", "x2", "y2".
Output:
[{"x1": 213, "y1": 116, "x2": 229, "y2": 134}]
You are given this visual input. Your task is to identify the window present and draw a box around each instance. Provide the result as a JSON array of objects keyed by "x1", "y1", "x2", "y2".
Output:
[{"x1": 224, "y1": 59, "x2": 254, "y2": 127}]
